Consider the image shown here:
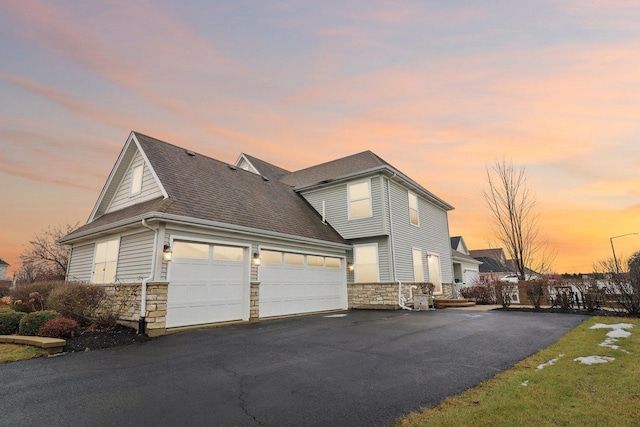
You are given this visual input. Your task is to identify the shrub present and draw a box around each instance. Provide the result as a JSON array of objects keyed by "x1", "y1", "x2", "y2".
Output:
[
  {"x1": 523, "y1": 279, "x2": 547, "y2": 309},
  {"x1": 18, "y1": 310, "x2": 60, "y2": 336},
  {"x1": 46, "y1": 281, "x2": 107, "y2": 325},
  {"x1": 37, "y1": 317, "x2": 81, "y2": 339},
  {"x1": 460, "y1": 280, "x2": 497, "y2": 304},
  {"x1": 9, "y1": 281, "x2": 62, "y2": 312},
  {"x1": 0, "y1": 309, "x2": 26, "y2": 335},
  {"x1": 493, "y1": 281, "x2": 518, "y2": 308},
  {"x1": 0, "y1": 281, "x2": 11, "y2": 297}
]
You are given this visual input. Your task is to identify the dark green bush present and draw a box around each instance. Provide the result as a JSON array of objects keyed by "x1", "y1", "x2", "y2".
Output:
[
  {"x1": 0, "y1": 309, "x2": 26, "y2": 335},
  {"x1": 18, "y1": 310, "x2": 60, "y2": 336},
  {"x1": 46, "y1": 281, "x2": 106, "y2": 325},
  {"x1": 9, "y1": 281, "x2": 62, "y2": 312},
  {"x1": 37, "y1": 317, "x2": 81, "y2": 339}
]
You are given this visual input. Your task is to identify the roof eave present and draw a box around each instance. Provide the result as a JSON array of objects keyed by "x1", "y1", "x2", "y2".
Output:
[{"x1": 293, "y1": 165, "x2": 454, "y2": 211}]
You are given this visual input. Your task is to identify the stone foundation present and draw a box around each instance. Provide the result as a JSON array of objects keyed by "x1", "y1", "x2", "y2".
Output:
[
  {"x1": 250, "y1": 281, "x2": 260, "y2": 321},
  {"x1": 348, "y1": 282, "x2": 452, "y2": 309},
  {"x1": 100, "y1": 282, "x2": 168, "y2": 337}
]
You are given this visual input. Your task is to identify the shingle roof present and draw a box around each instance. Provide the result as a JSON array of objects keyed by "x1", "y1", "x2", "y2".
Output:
[
  {"x1": 0, "y1": 258, "x2": 9, "y2": 266},
  {"x1": 242, "y1": 154, "x2": 291, "y2": 181},
  {"x1": 279, "y1": 151, "x2": 388, "y2": 187},
  {"x1": 474, "y1": 256, "x2": 512, "y2": 274},
  {"x1": 64, "y1": 133, "x2": 347, "y2": 245},
  {"x1": 451, "y1": 249, "x2": 480, "y2": 264},
  {"x1": 450, "y1": 236, "x2": 462, "y2": 250}
]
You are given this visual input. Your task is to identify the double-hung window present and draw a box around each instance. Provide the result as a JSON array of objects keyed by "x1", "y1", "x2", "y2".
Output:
[
  {"x1": 92, "y1": 238, "x2": 119, "y2": 284},
  {"x1": 408, "y1": 191, "x2": 419, "y2": 226},
  {"x1": 348, "y1": 180, "x2": 371, "y2": 219}
]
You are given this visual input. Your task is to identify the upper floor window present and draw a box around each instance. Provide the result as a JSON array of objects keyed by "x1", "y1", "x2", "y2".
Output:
[
  {"x1": 92, "y1": 238, "x2": 119, "y2": 284},
  {"x1": 130, "y1": 163, "x2": 144, "y2": 195},
  {"x1": 408, "y1": 191, "x2": 419, "y2": 226},
  {"x1": 348, "y1": 180, "x2": 371, "y2": 219}
]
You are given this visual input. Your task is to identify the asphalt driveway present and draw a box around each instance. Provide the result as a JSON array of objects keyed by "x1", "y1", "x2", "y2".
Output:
[{"x1": 0, "y1": 309, "x2": 587, "y2": 426}]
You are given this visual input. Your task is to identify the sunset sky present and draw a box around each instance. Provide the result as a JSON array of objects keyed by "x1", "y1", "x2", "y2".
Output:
[{"x1": 1, "y1": 1, "x2": 639, "y2": 276}]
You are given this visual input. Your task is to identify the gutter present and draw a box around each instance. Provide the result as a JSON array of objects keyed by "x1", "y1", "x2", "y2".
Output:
[{"x1": 139, "y1": 218, "x2": 159, "y2": 335}]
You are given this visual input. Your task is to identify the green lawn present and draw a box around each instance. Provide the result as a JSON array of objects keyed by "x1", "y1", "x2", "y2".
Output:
[
  {"x1": 0, "y1": 343, "x2": 48, "y2": 363},
  {"x1": 397, "y1": 316, "x2": 640, "y2": 427}
]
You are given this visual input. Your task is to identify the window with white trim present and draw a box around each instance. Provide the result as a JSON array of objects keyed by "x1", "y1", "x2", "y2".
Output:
[
  {"x1": 427, "y1": 253, "x2": 442, "y2": 294},
  {"x1": 130, "y1": 163, "x2": 144, "y2": 195},
  {"x1": 92, "y1": 238, "x2": 119, "y2": 284},
  {"x1": 354, "y1": 244, "x2": 379, "y2": 283},
  {"x1": 348, "y1": 180, "x2": 371, "y2": 219},
  {"x1": 412, "y1": 248, "x2": 424, "y2": 282},
  {"x1": 408, "y1": 191, "x2": 419, "y2": 226}
]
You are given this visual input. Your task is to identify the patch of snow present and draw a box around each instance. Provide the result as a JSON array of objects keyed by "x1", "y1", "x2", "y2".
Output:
[
  {"x1": 324, "y1": 314, "x2": 348, "y2": 318},
  {"x1": 590, "y1": 323, "x2": 634, "y2": 330},
  {"x1": 607, "y1": 329, "x2": 631, "y2": 339},
  {"x1": 521, "y1": 380, "x2": 529, "y2": 387},
  {"x1": 573, "y1": 356, "x2": 615, "y2": 365},
  {"x1": 590, "y1": 323, "x2": 633, "y2": 353},
  {"x1": 536, "y1": 354, "x2": 565, "y2": 371}
]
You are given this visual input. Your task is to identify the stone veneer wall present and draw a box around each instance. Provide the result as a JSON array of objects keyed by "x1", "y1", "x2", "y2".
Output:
[
  {"x1": 348, "y1": 282, "x2": 454, "y2": 309},
  {"x1": 101, "y1": 282, "x2": 168, "y2": 337},
  {"x1": 250, "y1": 281, "x2": 260, "y2": 321}
]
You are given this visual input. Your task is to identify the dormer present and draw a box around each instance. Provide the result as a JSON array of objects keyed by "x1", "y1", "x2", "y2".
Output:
[{"x1": 235, "y1": 153, "x2": 260, "y2": 175}]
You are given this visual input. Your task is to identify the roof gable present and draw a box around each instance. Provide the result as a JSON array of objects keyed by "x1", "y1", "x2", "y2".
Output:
[
  {"x1": 235, "y1": 153, "x2": 291, "y2": 181},
  {"x1": 66, "y1": 132, "x2": 346, "y2": 246},
  {"x1": 279, "y1": 151, "x2": 454, "y2": 211},
  {"x1": 89, "y1": 132, "x2": 167, "y2": 222}
]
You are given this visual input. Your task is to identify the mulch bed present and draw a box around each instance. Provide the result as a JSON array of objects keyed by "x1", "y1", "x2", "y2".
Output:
[{"x1": 64, "y1": 324, "x2": 152, "y2": 352}]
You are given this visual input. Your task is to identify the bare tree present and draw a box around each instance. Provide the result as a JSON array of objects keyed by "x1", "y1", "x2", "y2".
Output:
[
  {"x1": 17, "y1": 223, "x2": 78, "y2": 283},
  {"x1": 483, "y1": 159, "x2": 555, "y2": 280}
]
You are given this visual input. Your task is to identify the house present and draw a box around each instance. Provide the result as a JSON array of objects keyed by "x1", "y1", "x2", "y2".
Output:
[
  {"x1": 0, "y1": 258, "x2": 8, "y2": 280},
  {"x1": 450, "y1": 237, "x2": 482, "y2": 289},
  {"x1": 468, "y1": 248, "x2": 513, "y2": 282},
  {"x1": 60, "y1": 132, "x2": 455, "y2": 335}
]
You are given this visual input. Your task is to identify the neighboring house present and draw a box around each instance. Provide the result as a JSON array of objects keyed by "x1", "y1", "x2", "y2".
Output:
[
  {"x1": 60, "y1": 132, "x2": 455, "y2": 335},
  {"x1": 450, "y1": 237, "x2": 482, "y2": 288},
  {"x1": 0, "y1": 258, "x2": 8, "y2": 280},
  {"x1": 468, "y1": 248, "x2": 513, "y2": 282}
]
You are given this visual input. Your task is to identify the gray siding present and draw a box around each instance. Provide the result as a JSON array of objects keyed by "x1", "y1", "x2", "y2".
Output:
[
  {"x1": 106, "y1": 151, "x2": 163, "y2": 213},
  {"x1": 67, "y1": 244, "x2": 95, "y2": 282},
  {"x1": 301, "y1": 175, "x2": 386, "y2": 240},
  {"x1": 116, "y1": 231, "x2": 155, "y2": 282},
  {"x1": 387, "y1": 178, "x2": 453, "y2": 284}
]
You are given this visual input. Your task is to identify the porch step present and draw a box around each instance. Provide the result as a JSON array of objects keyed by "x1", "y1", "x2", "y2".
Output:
[{"x1": 434, "y1": 298, "x2": 476, "y2": 308}]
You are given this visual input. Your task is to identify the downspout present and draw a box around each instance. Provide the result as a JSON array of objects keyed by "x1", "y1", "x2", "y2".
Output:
[
  {"x1": 140, "y1": 219, "x2": 159, "y2": 334},
  {"x1": 387, "y1": 174, "x2": 411, "y2": 311}
]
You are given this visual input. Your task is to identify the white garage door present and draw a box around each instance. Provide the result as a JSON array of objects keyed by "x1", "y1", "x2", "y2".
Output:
[
  {"x1": 167, "y1": 241, "x2": 248, "y2": 328},
  {"x1": 259, "y1": 250, "x2": 347, "y2": 318},
  {"x1": 464, "y1": 268, "x2": 479, "y2": 286}
]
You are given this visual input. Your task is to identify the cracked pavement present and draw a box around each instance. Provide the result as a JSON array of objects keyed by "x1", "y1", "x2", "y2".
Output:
[{"x1": 0, "y1": 309, "x2": 587, "y2": 426}]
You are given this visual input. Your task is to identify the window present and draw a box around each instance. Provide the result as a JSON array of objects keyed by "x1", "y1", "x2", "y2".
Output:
[
  {"x1": 130, "y1": 164, "x2": 143, "y2": 195},
  {"x1": 348, "y1": 180, "x2": 371, "y2": 219},
  {"x1": 427, "y1": 254, "x2": 442, "y2": 294},
  {"x1": 173, "y1": 241, "x2": 209, "y2": 259},
  {"x1": 325, "y1": 257, "x2": 341, "y2": 268},
  {"x1": 408, "y1": 191, "x2": 419, "y2": 226},
  {"x1": 354, "y1": 245, "x2": 379, "y2": 283},
  {"x1": 412, "y1": 249, "x2": 424, "y2": 282},
  {"x1": 307, "y1": 255, "x2": 324, "y2": 267},
  {"x1": 92, "y1": 238, "x2": 119, "y2": 284},
  {"x1": 213, "y1": 245, "x2": 243, "y2": 261},
  {"x1": 261, "y1": 250, "x2": 282, "y2": 265},
  {"x1": 284, "y1": 253, "x2": 304, "y2": 266}
]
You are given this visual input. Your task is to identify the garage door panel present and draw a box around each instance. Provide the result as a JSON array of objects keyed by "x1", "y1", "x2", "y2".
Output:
[
  {"x1": 260, "y1": 255, "x2": 346, "y2": 318},
  {"x1": 167, "y1": 242, "x2": 248, "y2": 328}
]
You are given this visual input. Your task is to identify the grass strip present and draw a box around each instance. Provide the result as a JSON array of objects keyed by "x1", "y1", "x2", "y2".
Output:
[
  {"x1": 396, "y1": 316, "x2": 640, "y2": 427},
  {"x1": 0, "y1": 343, "x2": 48, "y2": 363}
]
